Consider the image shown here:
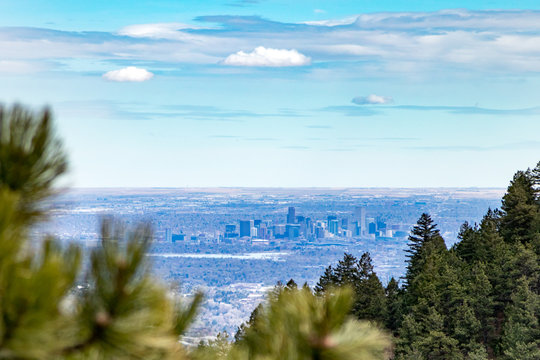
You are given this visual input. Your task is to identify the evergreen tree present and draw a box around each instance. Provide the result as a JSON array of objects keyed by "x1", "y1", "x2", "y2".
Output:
[
  {"x1": 314, "y1": 265, "x2": 337, "y2": 295},
  {"x1": 0, "y1": 104, "x2": 203, "y2": 359},
  {"x1": 499, "y1": 170, "x2": 540, "y2": 245},
  {"x1": 500, "y1": 277, "x2": 540, "y2": 360},
  {"x1": 0, "y1": 104, "x2": 67, "y2": 224},
  {"x1": 236, "y1": 286, "x2": 390, "y2": 360},
  {"x1": 234, "y1": 303, "x2": 262, "y2": 343},
  {"x1": 404, "y1": 213, "x2": 446, "y2": 289},
  {"x1": 286, "y1": 278, "x2": 298, "y2": 290},
  {"x1": 315, "y1": 253, "x2": 386, "y2": 323},
  {"x1": 384, "y1": 277, "x2": 402, "y2": 334}
]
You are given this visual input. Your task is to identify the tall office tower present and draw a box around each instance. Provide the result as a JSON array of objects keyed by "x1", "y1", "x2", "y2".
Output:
[
  {"x1": 328, "y1": 219, "x2": 339, "y2": 235},
  {"x1": 287, "y1": 207, "x2": 296, "y2": 224},
  {"x1": 341, "y1": 218, "x2": 349, "y2": 230},
  {"x1": 354, "y1": 207, "x2": 366, "y2": 235},
  {"x1": 239, "y1": 220, "x2": 254, "y2": 237},
  {"x1": 164, "y1": 228, "x2": 172, "y2": 243},
  {"x1": 368, "y1": 222, "x2": 377, "y2": 235},
  {"x1": 315, "y1": 226, "x2": 325, "y2": 239},
  {"x1": 327, "y1": 215, "x2": 337, "y2": 224},
  {"x1": 305, "y1": 217, "x2": 313, "y2": 235}
]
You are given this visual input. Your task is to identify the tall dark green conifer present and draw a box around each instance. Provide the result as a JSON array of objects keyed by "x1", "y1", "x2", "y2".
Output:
[
  {"x1": 500, "y1": 277, "x2": 540, "y2": 360},
  {"x1": 500, "y1": 171, "x2": 540, "y2": 245},
  {"x1": 404, "y1": 213, "x2": 446, "y2": 288},
  {"x1": 315, "y1": 253, "x2": 386, "y2": 323}
]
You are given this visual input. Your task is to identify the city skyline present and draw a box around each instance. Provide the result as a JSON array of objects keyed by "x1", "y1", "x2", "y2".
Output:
[{"x1": 2, "y1": 1, "x2": 540, "y2": 187}]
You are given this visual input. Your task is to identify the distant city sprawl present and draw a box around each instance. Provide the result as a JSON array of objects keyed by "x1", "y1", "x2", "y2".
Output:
[{"x1": 40, "y1": 188, "x2": 502, "y2": 335}]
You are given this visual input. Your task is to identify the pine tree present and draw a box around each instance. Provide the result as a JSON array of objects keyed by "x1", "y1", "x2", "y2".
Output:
[
  {"x1": 0, "y1": 104, "x2": 67, "y2": 224},
  {"x1": 236, "y1": 286, "x2": 390, "y2": 360},
  {"x1": 500, "y1": 277, "x2": 540, "y2": 360},
  {"x1": 0, "y1": 104, "x2": 203, "y2": 359},
  {"x1": 192, "y1": 332, "x2": 232, "y2": 360},
  {"x1": 499, "y1": 170, "x2": 540, "y2": 245},
  {"x1": 315, "y1": 265, "x2": 337, "y2": 295},
  {"x1": 233, "y1": 303, "x2": 262, "y2": 343},
  {"x1": 404, "y1": 213, "x2": 446, "y2": 289},
  {"x1": 314, "y1": 253, "x2": 386, "y2": 323},
  {"x1": 384, "y1": 277, "x2": 402, "y2": 334}
]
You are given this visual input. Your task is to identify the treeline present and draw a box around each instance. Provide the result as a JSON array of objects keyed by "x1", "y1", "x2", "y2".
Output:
[{"x1": 235, "y1": 163, "x2": 539, "y2": 359}]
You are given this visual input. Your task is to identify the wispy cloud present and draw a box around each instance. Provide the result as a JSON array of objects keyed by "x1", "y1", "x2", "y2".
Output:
[
  {"x1": 5, "y1": 10, "x2": 540, "y2": 75},
  {"x1": 56, "y1": 101, "x2": 301, "y2": 122},
  {"x1": 352, "y1": 94, "x2": 393, "y2": 105},
  {"x1": 409, "y1": 141, "x2": 540, "y2": 152},
  {"x1": 321, "y1": 106, "x2": 379, "y2": 116},
  {"x1": 117, "y1": 22, "x2": 206, "y2": 39},
  {"x1": 393, "y1": 105, "x2": 540, "y2": 115},
  {"x1": 323, "y1": 104, "x2": 540, "y2": 116}
]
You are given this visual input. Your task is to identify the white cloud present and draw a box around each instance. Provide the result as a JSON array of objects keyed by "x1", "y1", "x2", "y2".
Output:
[
  {"x1": 352, "y1": 94, "x2": 393, "y2": 105},
  {"x1": 223, "y1": 47, "x2": 311, "y2": 67},
  {"x1": 102, "y1": 66, "x2": 154, "y2": 82}
]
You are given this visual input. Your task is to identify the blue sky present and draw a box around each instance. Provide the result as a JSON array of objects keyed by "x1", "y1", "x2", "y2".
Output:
[{"x1": 1, "y1": 1, "x2": 540, "y2": 187}]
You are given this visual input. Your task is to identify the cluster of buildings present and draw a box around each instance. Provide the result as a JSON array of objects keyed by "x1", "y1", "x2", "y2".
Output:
[{"x1": 164, "y1": 206, "x2": 410, "y2": 244}]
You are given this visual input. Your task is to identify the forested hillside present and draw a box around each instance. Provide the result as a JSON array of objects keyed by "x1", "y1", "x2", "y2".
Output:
[{"x1": 301, "y1": 163, "x2": 540, "y2": 359}]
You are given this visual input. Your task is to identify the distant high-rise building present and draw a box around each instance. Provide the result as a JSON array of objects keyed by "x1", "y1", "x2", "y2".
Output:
[
  {"x1": 315, "y1": 226, "x2": 325, "y2": 239},
  {"x1": 287, "y1": 207, "x2": 296, "y2": 224},
  {"x1": 342, "y1": 229, "x2": 353, "y2": 238},
  {"x1": 239, "y1": 220, "x2": 254, "y2": 237},
  {"x1": 164, "y1": 228, "x2": 172, "y2": 243},
  {"x1": 354, "y1": 206, "x2": 367, "y2": 236},
  {"x1": 341, "y1": 218, "x2": 349, "y2": 230},
  {"x1": 327, "y1": 215, "x2": 337, "y2": 224},
  {"x1": 328, "y1": 219, "x2": 339, "y2": 235},
  {"x1": 286, "y1": 224, "x2": 301, "y2": 239},
  {"x1": 258, "y1": 227, "x2": 268, "y2": 239},
  {"x1": 254, "y1": 219, "x2": 262, "y2": 228},
  {"x1": 368, "y1": 222, "x2": 377, "y2": 234},
  {"x1": 305, "y1": 217, "x2": 313, "y2": 235},
  {"x1": 273, "y1": 224, "x2": 286, "y2": 238}
]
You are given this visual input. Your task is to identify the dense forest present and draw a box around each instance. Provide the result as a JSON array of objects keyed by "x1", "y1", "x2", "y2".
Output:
[
  {"x1": 232, "y1": 162, "x2": 540, "y2": 359},
  {"x1": 0, "y1": 104, "x2": 538, "y2": 359}
]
